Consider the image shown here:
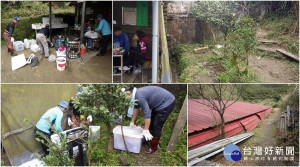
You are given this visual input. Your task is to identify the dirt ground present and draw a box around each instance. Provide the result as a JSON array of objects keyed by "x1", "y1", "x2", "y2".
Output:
[
  {"x1": 1, "y1": 149, "x2": 11, "y2": 166},
  {"x1": 251, "y1": 27, "x2": 299, "y2": 83},
  {"x1": 1, "y1": 45, "x2": 112, "y2": 83},
  {"x1": 209, "y1": 108, "x2": 299, "y2": 166},
  {"x1": 249, "y1": 55, "x2": 298, "y2": 83},
  {"x1": 129, "y1": 144, "x2": 161, "y2": 166}
]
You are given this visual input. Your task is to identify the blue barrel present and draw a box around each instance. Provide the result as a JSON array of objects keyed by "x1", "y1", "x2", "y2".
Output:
[{"x1": 55, "y1": 36, "x2": 65, "y2": 49}]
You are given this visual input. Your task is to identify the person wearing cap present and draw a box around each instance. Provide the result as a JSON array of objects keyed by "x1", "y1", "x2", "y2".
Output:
[
  {"x1": 93, "y1": 14, "x2": 112, "y2": 56},
  {"x1": 34, "y1": 101, "x2": 69, "y2": 155},
  {"x1": 125, "y1": 85, "x2": 176, "y2": 154},
  {"x1": 36, "y1": 24, "x2": 50, "y2": 58},
  {"x1": 3, "y1": 16, "x2": 20, "y2": 56}
]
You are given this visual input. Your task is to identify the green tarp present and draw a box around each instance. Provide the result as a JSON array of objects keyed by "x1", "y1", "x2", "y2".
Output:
[{"x1": 1, "y1": 84, "x2": 76, "y2": 166}]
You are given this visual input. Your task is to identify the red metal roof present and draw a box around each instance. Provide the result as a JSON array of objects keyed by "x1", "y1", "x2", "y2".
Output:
[
  {"x1": 188, "y1": 100, "x2": 273, "y2": 149},
  {"x1": 188, "y1": 99, "x2": 272, "y2": 134}
]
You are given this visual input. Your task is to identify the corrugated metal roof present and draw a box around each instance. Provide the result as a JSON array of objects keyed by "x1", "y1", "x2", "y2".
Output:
[{"x1": 188, "y1": 99, "x2": 272, "y2": 134}]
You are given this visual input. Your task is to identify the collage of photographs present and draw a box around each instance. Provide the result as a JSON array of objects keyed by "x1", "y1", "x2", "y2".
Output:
[{"x1": 0, "y1": 0, "x2": 299, "y2": 167}]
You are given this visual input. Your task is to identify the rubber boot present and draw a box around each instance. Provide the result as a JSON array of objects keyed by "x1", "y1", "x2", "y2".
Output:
[
  {"x1": 10, "y1": 49, "x2": 17, "y2": 56},
  {"x1": 145, "y1": 137, "x2": 160, "y2": 154}
]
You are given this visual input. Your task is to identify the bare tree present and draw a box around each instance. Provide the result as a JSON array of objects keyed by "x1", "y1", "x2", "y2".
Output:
[{"x1": 190, "y1": 84, "x2": 245, "y2": 139}]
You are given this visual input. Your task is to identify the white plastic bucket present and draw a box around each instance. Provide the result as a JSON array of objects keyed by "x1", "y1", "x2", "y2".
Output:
[
  {"x1": 24, "y1": 39, "x2": 30, "y2": 48},
  {"x1": 30, "y1": 39, "x2": 37, "y2": 45},
  {"x1": 30, "y1": 44, "x2": 40, "y2": 52},
  {"x1": 56, "y1": 57, "x2": 66, "y2": 71}
]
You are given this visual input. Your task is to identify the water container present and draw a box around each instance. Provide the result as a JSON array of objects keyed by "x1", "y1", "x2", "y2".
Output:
[
  {"x1": 13, "y1": 41, "x2": 24, "y2": 52},
  {"x1": 56, "y1": 57, "x2": 66, "y2": 71},
  {"x1": 89, "y1": 126, "x2": 100, "y2": 142},
  {"x1": 113, "y1": 125, "x2": 143, "y2": 153},
  {"x1": 24, "y1": 39, "x2": 30, "y2": 49},
  {"x1": 30, "y1": 44, "x2": 40, "y2": 52},
  {"x1": 30, "y1": 39, "x2": 36, "y2": 45},
  {"x1": 55, "y1": 36, "x2": 65, "y2": 49}
]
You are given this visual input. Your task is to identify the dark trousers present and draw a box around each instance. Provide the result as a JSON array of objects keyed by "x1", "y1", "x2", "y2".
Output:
[
  {"x1": 149, "y1": 100, "x2": 176, "y2": 138},
  {"x1": 128, "y1": 50, "x2": 147, "y2": 67},
  {"x1": 68, "y1": 139, "x2": 83, "y2": 159},
  {"x1": 100, "y1": 34, "x2": 111, "y2": 55},
  {"x1": 34, "y1": 128, "x2": 51, "y2": 155}
]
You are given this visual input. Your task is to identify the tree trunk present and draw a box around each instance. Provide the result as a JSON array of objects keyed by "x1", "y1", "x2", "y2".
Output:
[
  {"x1": 220, "y1": 114, "x2": 225, "y2": 139},
  {"x1": 244, "y1": 58, "x2": 249, "y2": 74}
]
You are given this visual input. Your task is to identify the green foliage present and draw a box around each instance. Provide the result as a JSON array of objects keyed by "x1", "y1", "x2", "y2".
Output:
[
  {"x1": 227, "y1": 17, "x2": 257, "y2": 75},
  {"x1": 1, "y1": 1, "x2": 48, "y2": 19},
  {"x1": 217, "y1": 58, "x2": 258, "y2": 83},
  {"x1": 1, "y1": 2, "x2": 74, "y2": 19},
  {"x1": 189, "y1": 1, "x2": 239, "y2": 36},
  {"x1": 1, "y1": 2, "x2": 74, "y2": 43},
  {"x1": 71, "y1": 84, "x2": 133, "y2": 127},
  {"x1": 263, "y1": 13, "x2": 298, "y2": 38},
  {"x1": 283, "y1": 38, "x2": 299, "y2": 56},
  {"x1": 280, "y1": 86, "x2": 299, "y2": 110},
  {"x1": 160, "y1": 91, "x2": 187, "y2": 166},
  {"x1": 1, "y1": 160, "x2": 5, "y2": 166},
  {"x1": 172, "y1": 43, "x2": 218, "y2": 83},
  {"x1": 87, "y1": 120, "x2": 136, "y2": 166},
  {"x1": 241, "y1": 84, "x2": 294, "y2": 106},
  {"x1": 35, "y1": 127, "x2": 75, "y2": 166},
  {"x1": 160, "y1": 125, "x2": 187, "y2": 166}
]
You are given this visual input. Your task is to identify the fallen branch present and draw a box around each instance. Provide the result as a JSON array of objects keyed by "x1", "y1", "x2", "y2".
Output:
[{"x1": 2, "y1": 125, "x2": 33, "y2": 140}]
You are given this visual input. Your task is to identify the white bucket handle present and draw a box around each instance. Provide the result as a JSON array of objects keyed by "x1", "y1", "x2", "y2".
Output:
[{"x1": 26, "y1": 54, "x2": 35, "y2": 64}]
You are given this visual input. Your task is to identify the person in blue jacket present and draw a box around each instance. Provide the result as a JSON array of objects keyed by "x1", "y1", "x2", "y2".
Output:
[
  {"x1": 34, "y1": 101, "x2": 69, "y2": 155},
  {"x1": 93, "y1": 14, "x2": 112, "y2": 56},
  {"x1": 113, "y1": 26, "x2": 131, "y2": 69}
]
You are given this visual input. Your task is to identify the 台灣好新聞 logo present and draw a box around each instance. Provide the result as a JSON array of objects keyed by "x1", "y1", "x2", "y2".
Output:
[{"x1": 223, "y1": 144, "x2": 242, "y2": 161}]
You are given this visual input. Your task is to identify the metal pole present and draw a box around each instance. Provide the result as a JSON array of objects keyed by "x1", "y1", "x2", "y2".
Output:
[
  {"x1": 49, "y1": 1, "x2": 52, "y2": 42},
  {"x1": 80, "y1": 1, "x2": 86, "y2": 42},
  {"x1": 152, "y1": 1, "x2": 159, "y2": 83},
  {"x1": 76, "y1": 3, "x2": 80, "y2": 25}
]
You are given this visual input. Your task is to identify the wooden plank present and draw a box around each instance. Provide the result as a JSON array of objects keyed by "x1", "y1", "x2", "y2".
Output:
[
  {"x1": 258, "y1": 39, "x2": 279, "y2": 44},
  {"x1": 212, "y1": 49, "x2": 221, "y2": 56},
  {"x1": 142, "y1": 61, "x2": 152, "y2": 69},
  {"x1": 255, "y1": 46, "x2": 277, "y2": 53},
  {"x1": 118, "y1": 155, "x2": 130, "y2": 166},
  {"x1": 277, "y1": 49, "x2": 299, "y2": 62},
  {"x1": 142, "y1": 69, "x2": 148, "y2": 83},
  {"x1": 167, "y1": 95, "x2": 187, "y2": 151},
  {"x1": 194, "y1": 47, "x2": 209, "y2": 54},
  {"x1": 126, "y1": 74, "x2": 138, "y2": 83},
  {"x1": 142, "y1": 61, "x2": 151, "y2": 83}
]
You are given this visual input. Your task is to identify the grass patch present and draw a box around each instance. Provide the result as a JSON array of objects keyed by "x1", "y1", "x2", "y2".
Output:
[
  {"x1": 160, "y1": 91, "x2": 187, "y2": 166},
  {"x1": 262, "y1": 13, "x2": 298, "y2": 39},
  {"x1": 216, "y1": 57, "x2": 259, "y2": 83},
  {"x1": 172, "y1": 43, "x2": 221, "y2": 83},
  {"x1": 89, "y1": 90, "x2": 187, "y2": 166},
  {"x1": 1, "y1": 2, "x2": 74, "y2": 19}
]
